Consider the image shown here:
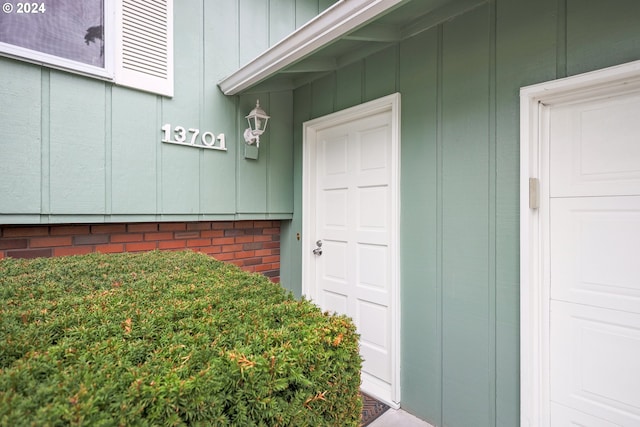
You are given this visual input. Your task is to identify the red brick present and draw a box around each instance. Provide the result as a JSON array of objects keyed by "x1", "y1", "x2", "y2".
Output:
[
  {"x1": 254, "y1": 235, "x2": 272, "y2": 243},
  {"x1": 224, "y1": 229, "x2": 245, "y2": 237},
  {"x1": 235, "y1": 235, "x2": 254, "y2": 244},
  {"x1": 199, "y1": 246, "x2": 222, "y2": 255},
  {"x1": 6, "y1": 248, "x2": 52, "y2": 259},
  {"x1": 159, "y1": 223, "x2": 187, "y2": 232},
  {"x1": 144, "y1": 232, "x2": 174, "y2": 241},
  {"x1": 2, "y1": 226, "x2": 49, "y2": 237},
  {"x1": 91, "y1": 224, "x2": 126, "y2": 234},
  {"x1": 254, "y1": 263, "x2": 273, "y2": 272},
  {"x1": 0, "y1": 239, "x2": 28, "y2": 250},
  {"x1": 111, "y1": 233, "x2": 144, "y2": 243},
  {"x1": 264, "y1": 270, "x2": 280, "y2": 280},
  {"x1": 262, "y1": 228, "x2": 280, "y2": 235},
  {"x1": 54, "y1": 246, "x2": 93, "y2": 257},
  {"x1": 230, "y1": 260, "x2": 244, "y2": 268},
  {"x1": 212, "y1": 222, "x2": 234, "y2": 230},
  {"x1": 255, "y1": 249, "x2": 272, "y2": 257},
  {"x1": 126, "y1": 242, "x2": 157, "y2": 252},
  {"x1": 241, "y1": 257, "x2": 262, "y2": 266},
  {"x1": 186, "y1": 239, "x2": 212, "y2": 248},
  {"x1": 96, "y1": 244, "x2": 124, "y2": 254},
  {"x1": 263, "y1": 255, "x2": 280, "y2": 264},
  {"x1": 128, "y1": 223, "x2": 159, "y2": 233},
  {"x1": 243, "y1": 242, "x2": 263, "y2": 251},
  {"x1": 214, "y1": 253, "x2": 235, "y2": 261},
  {"x1": 253, "y1": 221, "x2": 273, "y2": 228},
  {"x1": 30, "y1": 236, "x2": 73, "y2": 248},
  {"x1": 0, "y1": 252, "x2": 4, "y2": 260},
  {"x1": 234, "y1": 221, "x2": 255, "y2": 229},
  {"x1": 158, "y1": 240, "x2": 187, "y2": 249},
  {"x1": 212, "y1": 237, "x2": 235, "y2": 246},
  {"x1": 50, "y1": 225, "x2": 91, "y2": 235},
  {"x1": 175, "y1": 231, "x2": 200, "y2": 239},
  {"x1": 201, "y1": 230, "x2": 224, "y2": 238},
  {"x1": 221, "y1": 244, "x2": 243, "y2": 253},
  {"x1": 74, "y1": 234, "x2": 109, "y2": 245},
  {"x1": 263, "y1": 241, "x2": 280, "y2": 249},
  {"x1": 241, "y1": 265, "x2": 256, "y2": 273},
  {"x1": 234, "y1": 250, "x2": 255, "y2": 259},
  {"x1": 186, "y1": 222, "x2": 212, "y2": 231}
]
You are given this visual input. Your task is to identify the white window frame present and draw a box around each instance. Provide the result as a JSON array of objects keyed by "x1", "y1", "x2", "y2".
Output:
[
  {"x1": 0, "y1": 0, "x2": 173, "y2": 97},
  {"x1": 0, "y1": 2, "x2": 115, "y2": 80}
]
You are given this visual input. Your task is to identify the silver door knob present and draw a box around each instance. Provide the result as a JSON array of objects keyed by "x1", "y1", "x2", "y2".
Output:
[{"x1": 313, "y1": 240, "x2": 322, "y2": 255}]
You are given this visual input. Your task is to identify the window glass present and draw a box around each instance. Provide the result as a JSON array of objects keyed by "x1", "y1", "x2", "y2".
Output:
[{"x1": 0, "y1": 0, "x2": 104, "y2": 68}]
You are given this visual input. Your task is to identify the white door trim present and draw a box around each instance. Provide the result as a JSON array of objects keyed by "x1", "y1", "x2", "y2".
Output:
[
  {"x1": 302, "y1": 93, "x2": 401, "y2": 407},
  {"x1": 520, "y1": 60, "x2": 640, "y2": 427}
]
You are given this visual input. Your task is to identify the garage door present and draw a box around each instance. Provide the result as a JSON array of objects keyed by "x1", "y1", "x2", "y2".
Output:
[{"x1": 548, "y1": 89, "x2": 640, "y2": 425}]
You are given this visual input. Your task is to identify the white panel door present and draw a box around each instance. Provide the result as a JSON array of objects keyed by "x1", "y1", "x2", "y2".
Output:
[
  {"x1": 303, "y1": 94, "x2": 400, "y2": 407},
  {"x1": 548, "y1": 90, "x2": 640, "y2": 426}
]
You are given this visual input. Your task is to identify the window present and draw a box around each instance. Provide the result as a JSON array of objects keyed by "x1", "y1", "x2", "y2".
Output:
[{"x1": 0, "y1": 0, "x2": 173, "y2": 97}]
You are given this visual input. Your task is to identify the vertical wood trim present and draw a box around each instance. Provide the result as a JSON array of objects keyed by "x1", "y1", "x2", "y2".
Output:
[
  {"x1": 198, "y1": 0, "x2": 206, "y2": 215},
  {"x1": 105, "y1": 85, "x2": 113, "y2": 216},
  {"x1": 487, "y1": 1, "x2": 498, "y2": 426},
  {"x1": 156, "y1": 97, "x2": 163, "y2": 214},
  {"x1": 556, "y1": 0, "x2": 567, "y2": 78},
  {"x1": 40, "y1": 70, "x2": 50, "y2": 216},
  {"x1": 435, "y1": 23, "x2": 445, "y2": 427},
  {"x1": 265, "y1": 94, "x2": 272, "y2": 213}
]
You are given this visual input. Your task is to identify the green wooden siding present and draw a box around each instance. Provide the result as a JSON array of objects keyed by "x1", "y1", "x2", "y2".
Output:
[
  {"x1": 0, "y1": 0, "x2": 338, "y2": 224},
  {"x1": 287, "y1": 1, "x2": 640, "y2": 426},
  {"x1": 0, "y1": 60, "x2": 42, "y2": 216}
]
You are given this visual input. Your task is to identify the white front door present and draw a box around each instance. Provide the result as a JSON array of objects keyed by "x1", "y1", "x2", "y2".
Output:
[
  {"x1": 302, "y1": 94, "x2": 400, "y2": 407},
  {"x1": 521, "y1": 62, "x2": 640, "y2": 426}
]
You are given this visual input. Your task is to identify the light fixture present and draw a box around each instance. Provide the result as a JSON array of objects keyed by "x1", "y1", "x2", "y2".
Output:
[{"x1": 243, "y1": 99, "x2": 270, "y2": 147}]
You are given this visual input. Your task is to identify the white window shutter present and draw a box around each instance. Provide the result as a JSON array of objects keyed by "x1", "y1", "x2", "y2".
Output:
[{"x1": 115, "y1": 0, "x2": 173, "y2": 97}]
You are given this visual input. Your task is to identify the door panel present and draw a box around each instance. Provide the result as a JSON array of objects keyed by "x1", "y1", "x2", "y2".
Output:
[
  {"x1": 309, "y1": 106, "x2": 397, "y2": 404},
  {"x1": 550, "y1": 301, "x2": 640, "y2": 425},
  {"x1": 550, "y1": 196, "x2": 640, "y2": 314},
  {"x1": 550, "y1": 91, "x2": 640, "y2": 197}
]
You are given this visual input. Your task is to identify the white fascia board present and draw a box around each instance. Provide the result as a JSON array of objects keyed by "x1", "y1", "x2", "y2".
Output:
[{"x1": 218, "y1": 0, "x2": 408, "y2": 96}]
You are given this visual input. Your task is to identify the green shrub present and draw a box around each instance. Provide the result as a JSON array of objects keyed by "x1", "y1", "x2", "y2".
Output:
[{"x1": 0, "y1": 251, "x2": 362, "y2": 426}]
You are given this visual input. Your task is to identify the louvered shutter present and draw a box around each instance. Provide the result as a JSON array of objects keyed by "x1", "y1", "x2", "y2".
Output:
[{"x1": 115, "y1": 0, "x2": 173, "y2": 97}]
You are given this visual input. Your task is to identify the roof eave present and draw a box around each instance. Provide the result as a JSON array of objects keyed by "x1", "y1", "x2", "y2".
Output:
[{"x1": 217, "y1": 0, "x2": 408, "y2": 96}]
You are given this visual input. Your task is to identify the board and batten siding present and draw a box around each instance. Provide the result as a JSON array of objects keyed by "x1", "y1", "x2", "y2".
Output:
[
  {"x1": 288, "y1": 0, "x2": 640, "y2": 426},
  {"x1": 0, "y1": 0, "x2": 337, "y2": 224}
]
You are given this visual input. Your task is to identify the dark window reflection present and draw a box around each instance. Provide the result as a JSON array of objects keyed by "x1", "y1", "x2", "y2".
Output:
[{"x1": 0, "y1": 1, "x2": 104, "y2": 67}]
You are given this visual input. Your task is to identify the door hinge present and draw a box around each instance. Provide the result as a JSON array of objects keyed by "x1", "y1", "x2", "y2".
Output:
[{"x1": 529, "y1": 178, "x2": 539, "y2": 209}]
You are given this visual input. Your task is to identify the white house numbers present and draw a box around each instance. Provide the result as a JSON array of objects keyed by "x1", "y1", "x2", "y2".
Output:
[{"x1": 161, "y1": 124, "x2": 226, "y2": 151}]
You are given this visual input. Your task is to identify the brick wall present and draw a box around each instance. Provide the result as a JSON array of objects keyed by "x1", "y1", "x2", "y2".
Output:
[{"x1": 0, "y1": 221, "x2": 280, "y2": 282}]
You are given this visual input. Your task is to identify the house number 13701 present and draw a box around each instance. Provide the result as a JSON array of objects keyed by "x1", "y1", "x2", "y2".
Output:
[{"x1": 161, "y1": 124, "x2": 226, "y2": 151}]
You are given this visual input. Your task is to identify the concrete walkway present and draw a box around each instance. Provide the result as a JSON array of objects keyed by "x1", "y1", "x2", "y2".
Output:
[{"x1": 368, "y1": 408, "x2": 434, "y2": 427}]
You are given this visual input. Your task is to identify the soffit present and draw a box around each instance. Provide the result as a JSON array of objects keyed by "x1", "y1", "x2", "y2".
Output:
[{"x1": 218, "y1": 0, "x2": 486, "y2": 95}]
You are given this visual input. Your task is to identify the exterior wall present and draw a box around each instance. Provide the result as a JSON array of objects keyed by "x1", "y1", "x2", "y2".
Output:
[
  {"x1": 0, "y1": 221, "x2": 281, "y2": 281},
  {"x1": 0, "y1": 0, "x2": 337, "y2": 225},
  {"x1": 0, "y1": 0, "x2": 337, "y2": 284},
  {"x1": 288, "y1": 0, "x2": 640, "y2": 426}
]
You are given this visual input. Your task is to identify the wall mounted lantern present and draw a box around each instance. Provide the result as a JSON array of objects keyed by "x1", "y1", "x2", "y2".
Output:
[{"x1": 243, "y1": 100, "x2": 270, "y2": 148}]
